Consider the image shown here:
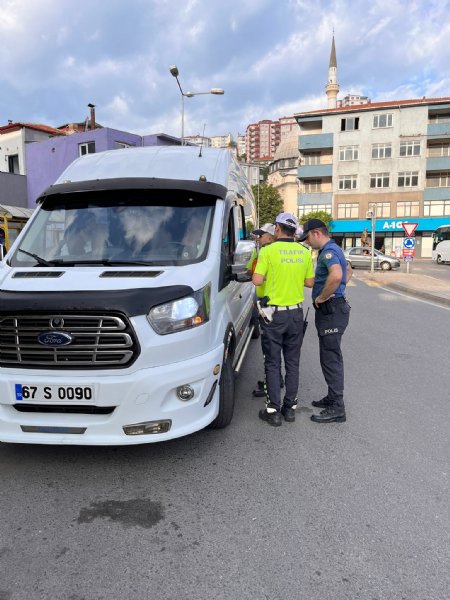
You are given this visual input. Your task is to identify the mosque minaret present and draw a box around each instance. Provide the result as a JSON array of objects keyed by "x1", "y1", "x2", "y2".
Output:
[{"x1": 325, "y1": 35, "x2": 339, "y2": 108}]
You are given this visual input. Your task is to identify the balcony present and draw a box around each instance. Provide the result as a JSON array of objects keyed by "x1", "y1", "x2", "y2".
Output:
[
  {"x1": 426, "y1": 156, "x2": 450, "y2": 171},
  {"x1": 423, "y1": 186, "x2": 450, "y2": 201},
  {"x1": 298, "y1": 192, "x2": 333, "y2": 205},
  {"x1": 298, "y1": 164, "x2": 333, "y2": 178},
  {"x1": 299, "y1": 133, "x2": 333, "y2": 151},
  {"x1": 427, "y1": 123, "x2": 450, "y2": 139}
]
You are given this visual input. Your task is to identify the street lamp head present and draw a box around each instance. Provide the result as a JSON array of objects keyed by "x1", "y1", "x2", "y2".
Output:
[
  {"x1": 169, "y1": 65, "x2": 179, "y2": 77},
  {"x1": 185, "y1": 92, "x2": 194, "y2": 98},
  {"x1": 210, "y1": 88, "x2": 224, "y2": 95}
]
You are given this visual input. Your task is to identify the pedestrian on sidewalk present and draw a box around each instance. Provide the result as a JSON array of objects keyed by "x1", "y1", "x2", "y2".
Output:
[
  {"x1": 252, "y1": 212, "x2": 314, "y2": 427},
  {"x1": 299, "y1": 219, "x2": 352, "y2": 423}
]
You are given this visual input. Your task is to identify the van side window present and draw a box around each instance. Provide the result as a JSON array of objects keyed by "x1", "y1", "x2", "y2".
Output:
[{"x1": 219, "y1": 209, "x2": 236, "y2": 289}]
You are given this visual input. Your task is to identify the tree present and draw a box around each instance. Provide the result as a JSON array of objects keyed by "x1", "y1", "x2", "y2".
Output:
[
  {"x1": 299, "y1": 210, "x2": 333, "y2": 229},
  {"x1": 251, "y1": 183, "x2": 284, "y2": 226}
]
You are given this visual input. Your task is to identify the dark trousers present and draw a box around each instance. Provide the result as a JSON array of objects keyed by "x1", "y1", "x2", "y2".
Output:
[
  {"x1": 315, "y1": 299, "x2": 350, "y2": 411},
  {"x1": 260, "y1": 307, "x2": 304, "y2": 411}
]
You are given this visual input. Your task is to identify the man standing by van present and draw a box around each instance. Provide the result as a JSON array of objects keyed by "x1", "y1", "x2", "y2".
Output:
[
  {"x1": 299, "y1": 219, "x2": 351, "y2": 423},
  {"x1": 252, "y1": 213, "x2": 314, "y2": 427}
]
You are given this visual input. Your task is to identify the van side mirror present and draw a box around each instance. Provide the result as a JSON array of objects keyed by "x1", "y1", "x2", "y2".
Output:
[
  {"x1": 0, "y1": 244, "x2": 4, "y2": 261},
  {"x1": 231, "y1": 240, "x2": 255, "y2": 282}
]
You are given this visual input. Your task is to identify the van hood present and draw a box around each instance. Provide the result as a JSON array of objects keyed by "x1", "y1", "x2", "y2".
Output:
[{"x1": 0, "y1": 265, "x2": 208, "y2": 316}]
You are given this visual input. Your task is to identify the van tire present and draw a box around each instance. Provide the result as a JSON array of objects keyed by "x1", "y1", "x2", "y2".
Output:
[
  {"x1": 437, "y1": 254, "x2": 443, "y2": 264},
  {"x1": 209, "y1": 355, "x2": 235, "y2": 429}
]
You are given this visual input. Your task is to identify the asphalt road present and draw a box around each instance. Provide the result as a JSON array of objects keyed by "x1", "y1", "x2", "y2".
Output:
[
  {"x1": 1, "y1": 279, "x2": 449, "y2": 600},
  {"x1": 398, "y1": 258, "x2": 450, "y2": 281}
]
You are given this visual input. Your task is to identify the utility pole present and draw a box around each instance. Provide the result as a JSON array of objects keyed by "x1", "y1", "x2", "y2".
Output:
[{"x1": 367, "y1": 203, "x2": 377, "y2": 273}]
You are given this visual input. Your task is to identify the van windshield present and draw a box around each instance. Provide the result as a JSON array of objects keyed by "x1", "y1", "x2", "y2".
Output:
[{"x1": 10, "y1": 189, "x2": 216, "y2": 267}]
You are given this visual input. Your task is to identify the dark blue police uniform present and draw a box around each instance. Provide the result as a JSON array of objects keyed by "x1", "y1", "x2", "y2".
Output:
[{"x1": 312, "y1": 240, "x2": 350, "y2": 413}]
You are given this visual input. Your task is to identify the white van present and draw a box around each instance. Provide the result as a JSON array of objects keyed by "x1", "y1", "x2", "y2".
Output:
[{"x1": 0, "y1": 146, "x2": 257, "y2": 445}]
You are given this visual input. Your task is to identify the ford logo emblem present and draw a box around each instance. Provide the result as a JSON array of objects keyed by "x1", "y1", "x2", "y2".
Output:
[{"x1": 37, "y1": 331, "x2": 73, "y2": 347}]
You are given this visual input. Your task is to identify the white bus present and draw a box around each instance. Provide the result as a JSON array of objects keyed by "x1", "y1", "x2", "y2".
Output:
[{"x1": 432, "y1": 224, "x2": 450, "y2": 264}]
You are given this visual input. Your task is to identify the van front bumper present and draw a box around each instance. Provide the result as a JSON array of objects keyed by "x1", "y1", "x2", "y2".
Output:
[{"x1": 0, "y1": 344, "x2": 224, "y2": 445}]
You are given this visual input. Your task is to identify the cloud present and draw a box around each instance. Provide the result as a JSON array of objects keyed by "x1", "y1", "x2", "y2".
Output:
[{"x1": 1, "y1": 0, "x2": 450, "y2": 140}]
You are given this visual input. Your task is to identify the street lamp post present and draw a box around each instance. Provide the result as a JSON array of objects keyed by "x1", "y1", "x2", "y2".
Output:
[{"x1": 169, "y1": 65, "x2": 224, "y2": 146}]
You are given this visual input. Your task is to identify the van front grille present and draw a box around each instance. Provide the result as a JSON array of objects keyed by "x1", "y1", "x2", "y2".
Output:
[{"x1": 0, "y1": 313, "x2": 139, "y2": 369}]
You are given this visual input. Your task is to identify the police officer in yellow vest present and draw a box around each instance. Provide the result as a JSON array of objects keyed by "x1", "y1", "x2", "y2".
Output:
[{"x1": 252, "y1": 212, "x2": 315, "y2": 427}]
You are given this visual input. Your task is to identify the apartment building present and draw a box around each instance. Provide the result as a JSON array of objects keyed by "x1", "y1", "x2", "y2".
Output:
[
  {"x1": 296, "y1": 97, "x2": 450, "y2": 257},
  {"x1": 237, "y1": 134, "x2": 246, "y2": 158},
  {"x1": 210, "y1": 133, "x2": 233, "y2": 148},
  {"x1": 246, "y1": 119, "x2": 281, "y2": 163}
]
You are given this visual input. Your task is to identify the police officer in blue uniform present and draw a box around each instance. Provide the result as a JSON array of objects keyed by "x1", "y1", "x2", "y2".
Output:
[{"x1": 299, "y1": 219, "x2": 352, "y2": 423}]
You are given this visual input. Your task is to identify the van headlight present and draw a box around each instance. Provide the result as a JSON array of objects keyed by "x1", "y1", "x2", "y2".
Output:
[{"x1": 147, "y1": 284, "x2": 211, "y2": 335}]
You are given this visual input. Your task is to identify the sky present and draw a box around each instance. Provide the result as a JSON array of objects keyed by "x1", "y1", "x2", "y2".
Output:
[{"x1": 1, "y1": 0, "x2": 450, "y2": 141}]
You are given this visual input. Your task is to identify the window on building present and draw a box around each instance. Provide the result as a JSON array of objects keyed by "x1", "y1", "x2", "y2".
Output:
[
  {"x1": 79, "y1": 142, "x2": 96, "y2": 156},
  {"x1": 338, "y1": 174, "x2": 358, "y2": 190},
  {"x1": 372, "y1": 202, "x2": 391, "y2": 217},
  {"x1": 370, "y1": 172, "x2": 390, "y2": 188},
  {"x1": 426, "y1": 172, "x2": 450, "y2": 187},
  {"x1": 423, "y1": 200, "x2": 450, "y2": 216},
  {"x1": 304, "y1": 180, "x2": 322, "y2": 193},
  {"x1": 398, "y1": 171, "x2": 419, "y2": 187},
  {"x1": 337, "y1": 203, "x2": 359, "y2": 219},
  {"x1": 341, "y1": 117, "x2": 359, "y2": 131},
  {"x1": 428, "y1": 143, "x2": 450, "y2": 157},
  {"x1": 372, "y1": 143, "x2": 392, "y2": 159},
  {"x1": 298, "y1": 204, "x2": 332, "y2": 217},
  {"x1": 7, "y1": 154, "x2": 20, "y2": 174},
  {"x1": 339, "y1": 146, "x2": 359, "y2": 161},
  {"x1": 429, "y1": 113, "x2": 450, "y2": 124},
  {"x1": 373, "y1": 113, "x2": 393, "y2": 128},
  {"x1": 397, "y1": 201, "x2": 420, "y2": 217},
  {"x1": 303, "y1": 152, "x2": 321, "y2": 165},
  {"x1": 399, "y1": 141, "x2": 420, "y2": 156},
  {"x1": 113, "y1": 141, "x2": 134, "y2": 149}
]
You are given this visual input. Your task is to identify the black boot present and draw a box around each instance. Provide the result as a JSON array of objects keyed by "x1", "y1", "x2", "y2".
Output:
[
  {"x1": 311, "y1": 407, "x2": 346, "y2": 423},
  {"x1": 311, "y1": 396, "x2": 331, "y2": 408},
  {"x1": 259, "y1": 409, "x2": 282, "y2": 427}
]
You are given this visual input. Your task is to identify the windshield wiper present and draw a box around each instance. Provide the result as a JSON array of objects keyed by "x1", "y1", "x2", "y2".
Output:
[{"x1": 17, "y1": 248, "x2": 53, "y2": 266}]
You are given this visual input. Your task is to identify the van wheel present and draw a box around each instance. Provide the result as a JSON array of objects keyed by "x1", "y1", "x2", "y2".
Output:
[
  {"x1": 437, "y1": 254, "x2": 443, "y2": 264},
  {"x1": 209, "y1": 355, "x2": 235, "y2": 429},
  {"x1": 380, "y1": 261, "x2": 391, "y2": 271}
]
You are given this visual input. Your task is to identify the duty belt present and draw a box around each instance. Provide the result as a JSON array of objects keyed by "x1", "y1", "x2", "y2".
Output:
[{"x1": 272, "y1": 303, "x2": 302, "y2": 311}]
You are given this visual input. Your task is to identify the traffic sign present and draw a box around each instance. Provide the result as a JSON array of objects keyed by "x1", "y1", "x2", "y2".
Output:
[
  {"x1": 402, "y1": 222, "x2": 418, "y2": 237},
  {"x1": 403, "y1": 237, "x2": 416, "y2": 249},
  {"x1": 403, "y1": 256, "x2": 414, "y2": 262}
]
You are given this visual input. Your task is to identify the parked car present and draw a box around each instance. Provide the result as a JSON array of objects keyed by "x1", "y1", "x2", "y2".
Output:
[{"x1": 344, "y1": 247, "x2": 401, "y2": 270}]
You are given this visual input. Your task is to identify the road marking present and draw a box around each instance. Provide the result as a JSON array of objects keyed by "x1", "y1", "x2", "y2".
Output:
[{"x1": 346, "y1": 280, "x2": 356, "y2": 287}]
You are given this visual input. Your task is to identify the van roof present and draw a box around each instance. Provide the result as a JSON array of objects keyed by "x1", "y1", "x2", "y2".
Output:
[{"x1": 56, "y1": 146, "x2": 243, "y2": 188}]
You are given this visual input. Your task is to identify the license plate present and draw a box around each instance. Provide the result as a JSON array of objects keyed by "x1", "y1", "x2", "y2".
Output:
[{"x1": 15, "y1": 384, "x2": 94, "y2": 403}]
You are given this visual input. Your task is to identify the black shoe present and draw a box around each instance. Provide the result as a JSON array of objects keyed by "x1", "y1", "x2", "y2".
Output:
[
  {"x1": 259, "y1": 409, "x2": 282, "y2": 427},
  {"x1": 252, "y1": 389, "x2": 266, "y2": 398},
  {"x1": 310, "y1": 407, "x2": 346, "y2": 423},
  {"x1": 312, "y1": 396, "x2": 331, "y2": 408},
  {"x1": 281, "y1": 406, "x2": 295, "y2": 422}
]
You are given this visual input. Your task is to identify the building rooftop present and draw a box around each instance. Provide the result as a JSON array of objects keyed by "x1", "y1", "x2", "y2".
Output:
[
  {"x1": 0, "y1": 122, "x2": 65, "y2": 136},
  {"x1": 295, "y1": 96, "x2": 450, "y2": 119}
]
